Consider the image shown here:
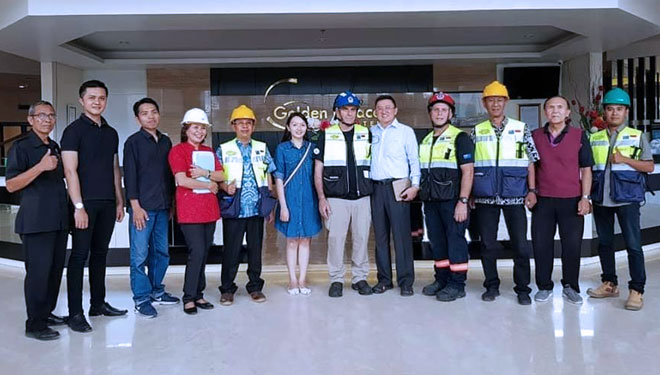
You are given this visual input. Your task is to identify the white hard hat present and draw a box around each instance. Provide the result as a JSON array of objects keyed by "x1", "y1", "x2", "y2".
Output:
[{"x1": 181, "y1": 108, "x2": 212, "y2": 127}]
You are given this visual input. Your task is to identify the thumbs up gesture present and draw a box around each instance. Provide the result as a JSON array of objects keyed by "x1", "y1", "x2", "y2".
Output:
[
  {"x1": 37, "y1": 149, "x2": 58, "y2": 172},
  {"x1": 224, "y1": 179, "x2": 237, "y2": 195}
]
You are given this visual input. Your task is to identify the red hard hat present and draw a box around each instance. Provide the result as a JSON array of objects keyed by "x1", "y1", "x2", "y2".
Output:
[{"x1": 428, "y1": 92, "x2": 456, "y2": 113}]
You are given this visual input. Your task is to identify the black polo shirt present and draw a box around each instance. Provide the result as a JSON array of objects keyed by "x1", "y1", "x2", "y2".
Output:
[
  {"x1": 6, "y1": 131, "x2": 69, "y2": 234},
  {"x1": 60, "y1": 114, "x2": 119, "y2": 201},
  {"x1": 123, "y1": 128, "x2": 174, "y2": 210}
]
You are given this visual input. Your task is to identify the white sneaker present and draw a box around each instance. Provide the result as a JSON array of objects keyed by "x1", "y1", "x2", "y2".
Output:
[{"x1": 299, "y1": 286, "x2": 311, "y2": 295}]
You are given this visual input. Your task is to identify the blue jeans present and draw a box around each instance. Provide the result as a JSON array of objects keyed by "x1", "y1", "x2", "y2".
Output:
[
  {"x1": 593, "y1": 203, "x2": 646, "y2": 293},
  {"x1": 129, "y1": 209, "x2": 171, "y2": 305}
]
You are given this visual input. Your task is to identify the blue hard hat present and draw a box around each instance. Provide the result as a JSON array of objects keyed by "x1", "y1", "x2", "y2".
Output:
[
  {"x1": 602, "y1": 88, "x2": 631, "y2": 107},
  {"x1": 333, "y1": 91, "x2": 361, "y2": 109}
]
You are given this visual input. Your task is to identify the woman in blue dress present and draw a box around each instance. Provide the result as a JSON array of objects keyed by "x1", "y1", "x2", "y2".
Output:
[{"x1": 274, "y1": 112, "x2": 322, "y2": 295}]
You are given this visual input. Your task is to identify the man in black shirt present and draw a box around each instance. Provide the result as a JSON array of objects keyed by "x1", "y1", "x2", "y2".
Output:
[
  {"x1": 123, "y1": 98, "x2": 178, "y2": 318},
  {"x1": 313, "y1": 91, "x2": 374, "y2": 298},
  {"x1": 6, "y1": 101, "x2": 69, "y2": 340},
  {"x1": 61, "y1": 80, "x2": 127, "y2": 332}
]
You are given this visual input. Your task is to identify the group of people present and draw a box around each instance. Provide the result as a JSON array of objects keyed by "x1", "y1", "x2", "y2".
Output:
[{"x1": 7, "y1": 79, "x2": 653, "y2": 342}]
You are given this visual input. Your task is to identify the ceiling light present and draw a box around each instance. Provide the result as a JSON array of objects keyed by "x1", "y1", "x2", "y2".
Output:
[
  {"x1": 523, "y1": 33, "x2": 535, "y2": 39},
  {"x1": 18, "y1": 85, "x2": 26, "y2": 89},
  {"x1": 118, "y1": 40, "x2": 130, "y2": 45}
]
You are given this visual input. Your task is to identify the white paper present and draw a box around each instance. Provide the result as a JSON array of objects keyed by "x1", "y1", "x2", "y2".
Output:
[{"x1": 192, "y1": 150, "x2": 215, "y2": 194}]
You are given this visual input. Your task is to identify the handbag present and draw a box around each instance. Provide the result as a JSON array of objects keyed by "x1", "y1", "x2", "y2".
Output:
[{"x1": 218, "y1": 188, "x2": 241, "y2": 219}]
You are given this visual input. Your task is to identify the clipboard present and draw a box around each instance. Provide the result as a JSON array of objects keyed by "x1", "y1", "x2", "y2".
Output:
[
  {"x1": 392, "y1": 178, "x2": 411, "y2": 201},
  {"x1": 192, "y1": 150, "x2": 215, "y2": 194}
]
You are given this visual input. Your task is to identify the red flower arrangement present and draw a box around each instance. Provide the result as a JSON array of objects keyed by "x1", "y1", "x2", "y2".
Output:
[{"x1": 573, "y1": 85, "x2": 606, "y2": 132}]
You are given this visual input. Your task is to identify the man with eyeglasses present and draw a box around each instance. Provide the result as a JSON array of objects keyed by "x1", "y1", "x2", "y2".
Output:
[
  {"x1": 369, "y1": 95, "x2": 421, "y2": 296},
  {"x1": 6, "y1": 101, "x2": 69, "y2": 340}
]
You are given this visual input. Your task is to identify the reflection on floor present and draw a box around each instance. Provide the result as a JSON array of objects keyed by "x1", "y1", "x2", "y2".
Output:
[{"x1": 2, "y1": 250, "x2": 659, "y2": 375}]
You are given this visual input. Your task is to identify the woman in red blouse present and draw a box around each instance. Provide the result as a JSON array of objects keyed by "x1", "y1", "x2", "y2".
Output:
[{"x1": 168, "y1": 108, "x2": 223, "y2": 315}]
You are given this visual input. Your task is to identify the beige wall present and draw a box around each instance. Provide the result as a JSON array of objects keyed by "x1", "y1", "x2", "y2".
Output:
[
  {"x1": 433, "y1": 61, "x2": 497, "y2": 92},
  {"x1": 147, "y1": 68, "x2": 211, "y2": 146}
]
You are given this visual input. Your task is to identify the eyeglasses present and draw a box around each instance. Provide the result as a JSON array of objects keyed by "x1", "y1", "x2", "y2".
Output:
[{"x1": 30, "y1": 113, "x2": 56, "y2": 121}]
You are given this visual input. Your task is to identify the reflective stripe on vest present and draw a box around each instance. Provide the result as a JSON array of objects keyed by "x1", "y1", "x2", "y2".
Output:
[
  {"x1": 419, "y1": 125, "x2": 461, "y2": 170},
  {"x1": 323, "y1": 124, "x2": 371, "y2": 167},
  {"x1": 473, "y1": 119, "x2": 529, "y2": 167},
  {"x1": 220, "y1": 139, "x2": 268, "y2": 188}
]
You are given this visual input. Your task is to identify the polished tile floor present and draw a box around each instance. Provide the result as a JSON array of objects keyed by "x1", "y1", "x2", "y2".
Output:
[{"x1": 2, "y1": 251, "x2": 660, "y2": 375}]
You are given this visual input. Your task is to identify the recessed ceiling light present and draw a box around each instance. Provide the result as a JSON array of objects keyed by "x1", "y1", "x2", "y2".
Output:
[
  {"x1": 18, "y1": 85, "x2": 26, "y2": 89},
  {"x1": 118, "y1": 40, "x2": 130, "y2": 45},
  {"x1": 523, "y1": 33, "x2": 535, "y2": 39}
]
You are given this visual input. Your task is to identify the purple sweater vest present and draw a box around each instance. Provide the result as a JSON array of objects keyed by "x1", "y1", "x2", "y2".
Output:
[{"x1": 532, "y1": 126, "x2": 582, "y2": 198}]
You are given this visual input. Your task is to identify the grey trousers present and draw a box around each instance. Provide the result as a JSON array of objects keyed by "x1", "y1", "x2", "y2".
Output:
[{"x1": 326, "y1": 197, "x2": 371, "y2": 284}]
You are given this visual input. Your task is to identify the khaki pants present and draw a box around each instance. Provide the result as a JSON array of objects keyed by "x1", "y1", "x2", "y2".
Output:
[{"x1": 326, "y1": 196, "x2": 371, "y2": 284}]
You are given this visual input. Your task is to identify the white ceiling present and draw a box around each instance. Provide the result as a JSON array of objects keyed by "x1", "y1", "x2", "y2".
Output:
[{"x1": 0, "y1": 4, "x2": 658, "y2": 69}]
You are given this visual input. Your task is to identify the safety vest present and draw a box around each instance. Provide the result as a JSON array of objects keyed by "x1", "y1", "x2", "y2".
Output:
[
  {"x1": 418, "y1": 125, "x2": 462, "y2": 201},
  {"x1": 472, "y1": 119, "x2": 529, "y2": 198},
  {"x1": 590, "y1": 126, "x2": 645, "y2": 203},
  {"x1": 322, "y1": 124, "x2": 372, "y2": 198},
  {"x1": 220, "y1": 138, "x2": 268, "y2": 188}
]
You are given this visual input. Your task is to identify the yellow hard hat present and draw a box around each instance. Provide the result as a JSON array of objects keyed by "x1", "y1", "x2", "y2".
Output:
[
  {"x1": 230, "y1": 105, "x2": 256, "y2": 122},
  {"x1": 482, "y1": 81, "x2": 509, "y2": 99}
]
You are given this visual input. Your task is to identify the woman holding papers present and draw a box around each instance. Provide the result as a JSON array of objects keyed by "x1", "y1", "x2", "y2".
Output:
[{"x1": 168, "y1": 108, "x2": 223, "y2": 315}]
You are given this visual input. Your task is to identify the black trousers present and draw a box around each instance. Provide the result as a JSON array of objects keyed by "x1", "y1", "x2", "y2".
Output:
[
  {"x1": 476, "y1": 203, "x2": 531, "y2": 294},
  {"x1": 220, "y1": 216, "x2": 265, "y2": 294},
  {"x1": 531, "y1": 197, "x2": 583, "y2": 292},
  {"x1": 371, "y1": 182, "x2": 414, "y2": 288},
  {"x1": 424, "y1": 200, "x2": 469, "y2": 290},
  {"x1": 180, "y1": 222, "x2": 216, "y2": 304},
  {"x1": 22, "y1": 230, "x2": 67, "y2": 331},
  {"x1": 67, "y1": 200, "x2": 116, "y2": 315}
]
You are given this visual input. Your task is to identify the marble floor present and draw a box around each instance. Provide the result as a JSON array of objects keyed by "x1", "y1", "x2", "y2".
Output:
[{"x1": 2, "y1": 250, "x2": 660, "y2": 375}]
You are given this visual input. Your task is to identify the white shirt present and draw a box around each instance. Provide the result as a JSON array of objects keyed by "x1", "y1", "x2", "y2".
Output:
[{"x1": 370, "y1": 119, "x2": 421, "y2": 186}]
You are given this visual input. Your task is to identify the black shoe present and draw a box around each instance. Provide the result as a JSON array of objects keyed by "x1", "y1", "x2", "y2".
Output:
[
  {"x1": 517, "y1": 293, "x2": 532, "y2": 305},
  {"x1": 400, "y1": 286, "x2": 414, "y2": 297},
  {"x1": 436, "y1": 287, "x2": 466, "y2": 302},
  {"x1": 351, "y1": 280, "x2": 373, "y2": 295},
  {"x1": 328, "y1": 282, "x2": 343, "y2": 298},
  {"x1": 47, "y1": 313, "x2": 68, "y2": 326},
  {"x1": 68, "y1": 313, "x2": 92, "y2": 333},
  {"x1": 183, "y1": 304, "x2": 198, "y2": 315},
  {"x1": 25, "y1": 327, "x2": 60, "y2": 341},
  {"x1": 89, "y1": 302, "x2": 128, "y2": 317},
  {"x1": 194, "y1": 300, "x2": 214, "y2": 310},
  {"x1": 422, "y1": 281, "x2": 445, "y2": 296},
  {"x1": 481, "y1": 288, "x2": 500, "y2": 302},
  {"x1": 372, "y1": 282, "x2": 394, "y2": 294}
]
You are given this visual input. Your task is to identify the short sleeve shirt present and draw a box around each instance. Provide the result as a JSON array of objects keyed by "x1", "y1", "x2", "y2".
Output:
[
  {"x1": 168, "y1": 142, "x2": 223, "y2": 223},
  {"x1": 60, "y1": 114, "x2": 119, "y2": 201},
  {"x1": 6, "y1": 131, "x2": 69, "y2": 234}
]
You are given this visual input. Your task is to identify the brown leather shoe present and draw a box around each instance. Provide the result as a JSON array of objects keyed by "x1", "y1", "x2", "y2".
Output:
[
  {"x1": 586, "y1": 281, "x2": 619, "y2": 298},
  {"x1": 625, "y1": 290, "x2": 643, "y2": 311},
  {"x1": 250, "y1": 291, "x2": 267, "y2": 303},
  {"x1": 220, "y1": 293, "x2": 234, "y2": 306}
]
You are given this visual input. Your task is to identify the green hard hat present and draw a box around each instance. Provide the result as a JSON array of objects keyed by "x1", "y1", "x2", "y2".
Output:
[{"x1": 602, "y1": 88, "x2": 631, "y2": 107}]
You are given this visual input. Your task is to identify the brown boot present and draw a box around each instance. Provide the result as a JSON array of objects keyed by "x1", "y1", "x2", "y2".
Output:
[
  {"x1": 586, "y1": 281, "x2": 619, "y2": 298},
  {"x1": 625, "y1": 290, "x2": 643, "y2": 311}
]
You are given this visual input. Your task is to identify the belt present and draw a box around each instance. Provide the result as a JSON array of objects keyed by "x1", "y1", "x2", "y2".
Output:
[{"x1": 372, "y1": 178, "x2": 395, "y2": 185}]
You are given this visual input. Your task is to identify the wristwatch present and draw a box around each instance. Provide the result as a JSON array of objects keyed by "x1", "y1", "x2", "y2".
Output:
[
  {"x1": 74, "y1": 202, "x2": 84, "y2": 210},
  {"x1": 528, "y1": 188, "x2": 538, "y2": 194},
  {"x1": 458, "y1": 197, "x2": 469, "y2": 204},
  {"x1": 582, "y1": 195, "x2": 592, "y2": 201}
]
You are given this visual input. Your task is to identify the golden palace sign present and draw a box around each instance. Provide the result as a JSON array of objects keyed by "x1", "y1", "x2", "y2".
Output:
[{"x1": 264, "y1": 78, "x2": 377, "y2": 129}]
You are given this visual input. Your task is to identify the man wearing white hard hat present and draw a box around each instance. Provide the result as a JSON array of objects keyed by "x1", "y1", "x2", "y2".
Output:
[{"x1": 216, "y1": 105, "x2": 276, "y2": 306}]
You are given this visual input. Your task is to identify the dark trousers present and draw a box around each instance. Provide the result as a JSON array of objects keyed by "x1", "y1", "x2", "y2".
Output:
[
  {"x1": 220, "y1": 216, "x2": 265, "y2": 294},
  {"x1": 371, "y1": 182, "x2": 414, "y2": 288},
  {"x1": 67, "y1": 200, "x2": 116, "y2": 315},
  {"x1": 22, "y1": 230, "x2": 67, "y2": 331},
  {"x1": 180, "y1": 222, "x2": 215, "y2": 304},
  {"x1": 593, "y1": 203, "x2": 645, "y2": 293},
  {"x1": 531, "y1": 197, "x2": 583, "y2": 292},
  {"x1": 424, "y1": 200, "x2": 469, "y2": 290},
  {"x1": 476, "y1": 203, "x2": 531, "y2": 294}
]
